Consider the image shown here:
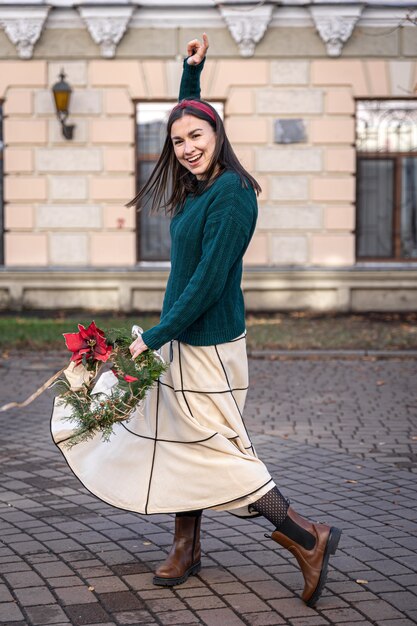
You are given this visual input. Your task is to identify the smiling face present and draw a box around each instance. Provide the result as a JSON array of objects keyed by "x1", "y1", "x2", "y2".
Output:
[{"x1": 171, "y1": 114, "x2": 217, "y2": 180}]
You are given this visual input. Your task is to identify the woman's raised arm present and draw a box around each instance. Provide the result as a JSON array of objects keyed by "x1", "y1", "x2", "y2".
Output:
[
  {"x1": 187, "y1": 33, "x2": 209, "y2": 66},
  {"x1": 178, "y1": 33, "x2": 209, "y2": 102}
]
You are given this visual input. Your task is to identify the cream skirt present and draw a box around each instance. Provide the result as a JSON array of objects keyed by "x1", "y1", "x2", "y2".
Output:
[{"x1": 51, "y1": 332, "x2": 274, "y2": 516}]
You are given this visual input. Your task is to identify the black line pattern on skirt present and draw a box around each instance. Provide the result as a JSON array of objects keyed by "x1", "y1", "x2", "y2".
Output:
[
  {"x1": 120, "y1": 422, "x2": 219, "y2": 445},
  {"x1": 50, "y1": 331, "x2": 272, "y2": 514},
  {"x1": 174, "y1": 333, "x2": 247, "y2": 346},
  {"x1": 144, "y1": 379, "x2": 160, "y2": 514},
  {"x1": 214, "y1": 344, "x2": 254, "y2": 453},
  {"x1": 225, "y1": 333, "x2": 247, "y2": 343},
  {"x1": 50, "y1": 397, "x2": 274, "y2": 515},
  {"x1": 178, "y1": 342, "x2": 195, "y2": 419},
  {"x1": 159, "y1": 379, "x2": 249, "y2": 395}
]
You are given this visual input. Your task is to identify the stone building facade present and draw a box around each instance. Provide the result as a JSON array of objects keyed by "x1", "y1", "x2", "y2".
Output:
[{"x1": 0, "y1": 0, "x2": 416, "y2": 312}]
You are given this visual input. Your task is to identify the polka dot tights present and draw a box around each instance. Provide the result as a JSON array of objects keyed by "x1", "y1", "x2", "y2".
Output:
[{"x1": 249, "y1": 486, "x2": 289, "y2": 528}]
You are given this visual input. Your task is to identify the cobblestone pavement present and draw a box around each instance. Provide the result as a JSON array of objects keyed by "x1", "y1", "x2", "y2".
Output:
[{"x1": 0, "y1": 352, "x2": 416, "y2": 626}]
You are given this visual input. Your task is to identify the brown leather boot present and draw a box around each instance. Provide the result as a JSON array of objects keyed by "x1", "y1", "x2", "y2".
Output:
[
  {"x1": 153, "y1": 513, "x2": 202, "y2": 586},
  {"x1": 271, "y1": 506, "x2": 342, "y2": 607}
]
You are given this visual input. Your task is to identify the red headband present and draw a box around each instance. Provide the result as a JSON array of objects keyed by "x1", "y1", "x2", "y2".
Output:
[{"x1": 172, "y1": 99, "x2": 216, "y2": 123}]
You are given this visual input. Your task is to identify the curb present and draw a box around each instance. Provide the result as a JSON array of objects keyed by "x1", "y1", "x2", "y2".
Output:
[
  {"x1": 2, "y1": 349, "x2": 417, "y2": 363},
  {"x1": 247, "y1": 349, "x2": 417, "y2": 359}
]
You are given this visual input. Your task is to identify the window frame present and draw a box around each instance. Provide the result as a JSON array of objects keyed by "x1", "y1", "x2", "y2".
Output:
[
  {"x1": 0, "y1": 100, "x2": 3, "y2": 266},
  {"x1": 355, "y1": 97, "x2": 417, "y2": 263},
  {"x1": 134, "y1": 99, "x2": 176, "y2": 264}
]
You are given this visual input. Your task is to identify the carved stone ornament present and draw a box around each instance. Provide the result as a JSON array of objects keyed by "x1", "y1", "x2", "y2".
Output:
[
  {"x1": 219, "y1": 4, "x2": 273, "y2": 57},
  {"x1": 78, "y1": 6, "x2": 134, "y2": 58},
  {"x1": 310, "y1": 5, "x2": 363, "y2": 57},
  {"x1": 0, "y1": 6, "x2": 50, "y2": 59}
]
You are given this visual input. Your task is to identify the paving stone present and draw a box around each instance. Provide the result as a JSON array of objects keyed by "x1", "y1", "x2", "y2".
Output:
[
  {"x1": 223, "y1": 593, "x2": 270, "y2": 613},
  {"x1": 97, "y1": 591, "x2": 144, "y2": 612},
  {"x1": 197, "y1": 607, "x2": 247, "y2": 625},
  {"x1": 0, "y1": 601, "x2": 25, "y2": 622},
  {"x1": 0, "y1": 583, "x2": 14, "y2": 602},
  {"x1": 379, "y1": 591, "x2": 417, "y2": 610},
  {"x1": 375, "y1": 621, "x2": 417, "y2": 626},
  {"x1": 367, "y1": 559, "x2": 414, "y2": 576},
  {"x1": 63, "y1": 603, "x2": 112, "y2": 625},
  {"x1": 9, "y1": 540, "x2": 48, "y2": 555},
  {"x1": 228, "y1": 565, "x2": 272, "y2": 582},
  {"x1": 25, "y1": 604, "x2": 70, "y2": 625},
  {"x1": 48, "y1": 576, "x2": 86, "y2": 588},
  {"x1": 34, "y1": 562, "x2": 75, "y2": 578},
  {"x1": 245, "y1": 612, "x2": 287, "y2": 625},
  {"x1": 54, "y1": 586, "x2": 98, "y2": 605},
  {"x1": 138, "y1": 588, "x2": 174, "y2": 600},
  {"x1": 198, "y1": 567, "x2": 238, "y2": 584},
  {"x1": 83, "y1": 623, "x2": 116, "y2": 626},
  {"x1": 14, "y1": 585, "x2": 56, "y2": 606},
  {"x1": 0, "y1": 560, "x2": 30, "y2": 574},
  {"x1": 340, "y1": 591, "x2": 379, "y2": 602},
  {"x1": 289, "y1": 618, "x2": 332, "y2": 626},
  {"x1": 177, "y1": 587, "x2": 213, "y2": 598},
  {"x1": 158, "y1": 610, "x2": 201, "y2": 624},
  {"x1": 145, "y1": 597, "x2": 189, "y2": 613},
  {"x1": 85, "y1": 576, "x2": 128, "y2": 593},
  {"x1": 122, "y1": 572, "x2": 157, "y2": 590},
  {"x1": 247, "y1": 580, "x2": 295, "y2": 600},
  {"x1": 185, "y1": 595, "x2": 227, "y2": 610},
  {"x1": 354, "y1": 599, "x2": 406, "y2": 621},
  {"x1": 364, "y1": 579, "x2": 403, "y2": 593},
  {"x1": 209, "y1": 551, "x2": 253, "y2": 567},
  {"x1": 112, "y1": 611, "x2": 155, "y2": 625},
  {"x1": 320, "y1": 607, "x2": 369, "y2": 622},
  {"x1": 268, "y1": 597, "x2": 318, "y2": 618},
  {"x1": 112, "y1": 562, "x2": 149, "y2": 576},
  {"x1": 4, "y1": 570, "x2": 45, "y2": 588}
]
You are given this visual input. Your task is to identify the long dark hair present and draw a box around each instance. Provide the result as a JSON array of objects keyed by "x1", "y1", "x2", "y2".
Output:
[{"x1": 126, "y1": 100, "x2": 261, "y2": 215}]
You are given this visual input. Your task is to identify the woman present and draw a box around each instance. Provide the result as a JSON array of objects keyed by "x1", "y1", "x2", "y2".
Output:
[{"x1": 126, "y1": 34, "x2": 342, "y2": 607}]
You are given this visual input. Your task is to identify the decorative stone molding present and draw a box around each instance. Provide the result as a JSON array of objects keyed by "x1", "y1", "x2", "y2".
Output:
[
  {"x1": 219, "y1": 4, "x2": 274, "y2": 57},
  {"x1": 1, "y1": 268, "x2": 417, "y2": 313},
  {"x1": 78, "y1": 6, "x2": 134, "y2": 58},
  {"x1": 310, "y1": 5, "x2": 363, "y2": 57},
  {"x1": 0, "y1": 6, "x2": 50, "y2": 59}
]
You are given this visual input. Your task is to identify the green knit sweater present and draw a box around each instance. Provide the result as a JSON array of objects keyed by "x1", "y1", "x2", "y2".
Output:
[{"x1": 141, "y1": 58, "x2": 258, "y2": 351}]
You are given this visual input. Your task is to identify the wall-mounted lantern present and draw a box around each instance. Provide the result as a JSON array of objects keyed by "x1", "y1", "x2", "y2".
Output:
[{"x1": 52, "y1": 70, "x2": 75, "y2": 140}]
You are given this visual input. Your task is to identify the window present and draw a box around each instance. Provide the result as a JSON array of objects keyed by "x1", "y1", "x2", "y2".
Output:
[
  {"x1": 0, "y1": 102, "x2": 3, "y2": 265},
  {"x1": 136, "y1": 103, "x2": 173, "y2": 262},
  {"x1": 135, "y1": 101, "x2": 224, "y2": 262},
  {"x1": 356, "y1": 100, "x2": 417, "y2": 261}
]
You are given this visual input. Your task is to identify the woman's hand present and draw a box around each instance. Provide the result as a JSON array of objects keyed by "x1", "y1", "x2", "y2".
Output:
[
  {"x1": 187, "y1": 33, "x2": 209, "y2": 66},
  {"x1": 129, "y1": 335, "x2": 148, "y2": 360}
]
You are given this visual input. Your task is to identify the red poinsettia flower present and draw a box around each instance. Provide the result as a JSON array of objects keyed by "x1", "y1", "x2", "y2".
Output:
[
  {"x1": 123, "y1": 374, "x2": 138, "y2": 383},
  {"x1": 63, "y1": 321, "x2": 112, "y2": 365}
]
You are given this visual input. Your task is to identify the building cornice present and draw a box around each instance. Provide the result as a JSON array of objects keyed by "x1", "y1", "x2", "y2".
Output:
[
  {"x1": 0, "y1": 2, "x2": 415, "y2": 58},
  {"x1": 310, "y1": 4, "x2": 363, "y2": 56},
  {"x1": 0, "y1": 5, "x2": 50, "y2": 58},
  {"x1": 78, "y1": 5, "x2": 134, "y2": 57},
  {"x1": 219, "y1": 3, "x2": 274, "y2": 57}
]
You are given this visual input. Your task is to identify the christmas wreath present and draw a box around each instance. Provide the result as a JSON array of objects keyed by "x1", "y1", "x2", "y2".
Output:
[{"x1": 1, "y1": 322, "x2": 167, "y2": 449}]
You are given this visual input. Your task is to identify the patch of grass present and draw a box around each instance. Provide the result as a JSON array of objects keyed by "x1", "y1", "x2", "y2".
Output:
[
  {"x1": 246, "y1": 312, "x2": 417, "y2": 351},
  {"x1": 0, "y1": 314, "x2": 160, "y2": 351},
  {"x1": 0, "y1": 311, "x2": 416, "y2": 352}
]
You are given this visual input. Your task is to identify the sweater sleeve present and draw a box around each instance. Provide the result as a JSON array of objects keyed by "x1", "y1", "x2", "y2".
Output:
[
  {"x1": 141, "y1": 209, "x2": 249, "y2": 351},
  {"x1": 178, "y1": 56, "x2": 206, "y2": 102}
]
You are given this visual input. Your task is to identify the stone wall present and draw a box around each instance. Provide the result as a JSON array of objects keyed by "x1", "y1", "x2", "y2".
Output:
[
  {"x1": 0, "y1": 10, "x2": 416, "y2": 311},
  {"x1": 2, "y1": 52, "x2": 416, "y2": 269},
  {"x1": 2, "y1": 59, "x2": 136, "y2": 267}
]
